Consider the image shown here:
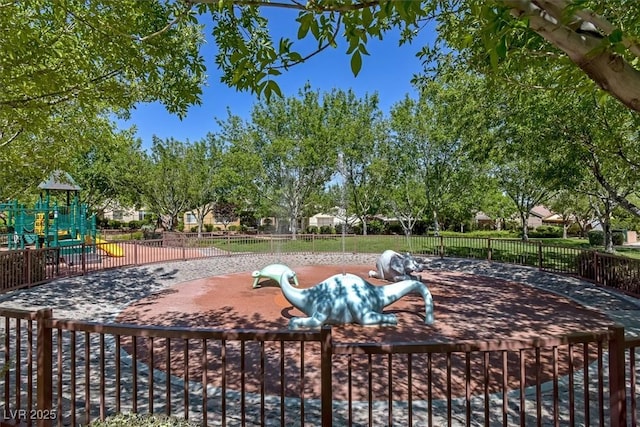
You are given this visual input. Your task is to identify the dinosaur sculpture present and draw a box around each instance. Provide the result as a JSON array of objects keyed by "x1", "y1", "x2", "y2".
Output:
[
  {"x1": 368, "y1": 250, "x2": 428, "y2": 282},
  {"x1": 276, "y1": 269, "x2": 434, "y2": 329},
  {"x1": 252, "y1": 263, "x2": 299, "y2": 288}
]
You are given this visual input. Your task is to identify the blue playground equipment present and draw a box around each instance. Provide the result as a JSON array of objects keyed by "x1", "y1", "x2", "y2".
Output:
[{"x1": 1, "y1": 172, "x2": 97, "y2": 260}]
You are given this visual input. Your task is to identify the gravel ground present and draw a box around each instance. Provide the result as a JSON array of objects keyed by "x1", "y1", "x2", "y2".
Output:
[{"x1": 1, "y1": 253, "x2": 639, "y2": 333}]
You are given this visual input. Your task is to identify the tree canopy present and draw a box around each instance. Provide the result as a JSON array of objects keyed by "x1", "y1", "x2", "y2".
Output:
[{"x1": 186, "y1": 1, "x2": 640, "y2": 113}]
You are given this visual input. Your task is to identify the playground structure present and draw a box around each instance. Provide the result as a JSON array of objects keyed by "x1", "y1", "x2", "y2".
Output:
[{"x1": 1, "y1": 171, "x2": 123, "y2": 260}]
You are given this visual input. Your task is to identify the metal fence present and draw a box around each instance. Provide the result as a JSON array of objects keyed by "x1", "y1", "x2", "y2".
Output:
[
  {"x1": 0, "y1": 307, "x2": 631, "y2": 426},
  {"x1": 2, "y1": 233, "x2": 640, "y2": 425},
  {"x1": 2, "y1": 233, "x2": 640, "y2": 297}
]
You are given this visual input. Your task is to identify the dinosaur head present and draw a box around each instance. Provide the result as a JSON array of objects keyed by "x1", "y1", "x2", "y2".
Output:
[{"x1": 403, "y1": 253, "x2": 422, "y2": 273}]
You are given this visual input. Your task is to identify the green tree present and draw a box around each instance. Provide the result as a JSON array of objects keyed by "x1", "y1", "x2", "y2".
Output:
[
  {"x1": 247, "y1": 86, "x2": 338, "y2": 238},
  {"x1": 477, "y1": 180, "x2": 517, "y2": 231},
  {"x1": 387, "y1": 78, "x2": 485, "y2": 236},
  {"x1": 70, "y1": 128, "x2": 146, "y2": 213},
  {"x1": 213, "y1": 200, "x2": 239, "y2": 231},
  {"x1": 142, "y1": 137, "x2": 192, "y2": 231},
  {"x1": 185, "y1": 134, "x2": 227, "y2": 236},
  {"x1": 2, "y1": 1, "x2": 206, "y2": 192},
  {"x1": 328, "y1": 90, "x2": 385, "y2": 235},
  {"x1": 189, "y1": 1, "x2": 640, "y2": 114}
]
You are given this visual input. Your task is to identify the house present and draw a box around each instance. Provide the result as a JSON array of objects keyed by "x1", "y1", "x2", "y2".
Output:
[
  {"x1": 474, "y1": 206, "x2": 567, "y2": 231},
  {"x1": 308, "y1": 208, "x2": 361, "y2": 230},
  {"x1": 308, "y1": 213, "x2": 338, "y2": 228},
  {"x1": 101, "y1": 204, "x2": 149, "y2": 224},
  {"x1": 474, "y1": 212, "x2": 494, "y2": 229},
  {"x1": 527, "y1": 205, "x2": 552, "y2": 229},
  {"x1": 183, "y1": 208, "x2": 240, "y2": 231}
]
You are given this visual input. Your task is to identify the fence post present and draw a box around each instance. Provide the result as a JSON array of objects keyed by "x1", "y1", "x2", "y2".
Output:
[
  {"x1": 487, "y1": 238, "x2": 492, "y2": 262},
  {"x1": 320, "y1": 326, "x2": 333, "y2": 427},
  {"x1": 25, "y1": 249, "x2": 32, "y2": 287},
  {"x1": 134, "y1": 241, "x2": 138, "y2": 266},
  {"x1": 36, "y1": 308, "x2": 53, "y2": 427},
  {"x1": 81, "y1": 242, "x2": 86, "y2": 275},
  {"x1": 182, "y1": 234, "x2": 186, "y2": 261},
  {"x1": 608, "y1": 325, "x2": 627, "y2": 427},
  {"x1": 538, "y1": 241, "x2": 543, "y2": 270},
  {"x1": 439, "y1": 235, "x2": 444, "y2": 258}
]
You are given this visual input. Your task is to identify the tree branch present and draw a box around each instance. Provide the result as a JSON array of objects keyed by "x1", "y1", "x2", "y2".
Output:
[
  {"x1": 0, "y1": 69, "x2": 123, "y2": 107},
  {"x1": 273, "y1": 15, "x2": 343, "y2": 70},
  {"x1": 191, "y1": 0, "x2": 382, "y2": 13},
  {"x1": 502, "y1": 0, "x2": 640, "y2": 112},
  {"x1": 0, "y1": 128, "x2": 23, "y2": 148}
]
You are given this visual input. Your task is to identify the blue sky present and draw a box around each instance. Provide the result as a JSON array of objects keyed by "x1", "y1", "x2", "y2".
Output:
[{"x1": 117, "y1": 12, "x2": 436, "y2": 149}]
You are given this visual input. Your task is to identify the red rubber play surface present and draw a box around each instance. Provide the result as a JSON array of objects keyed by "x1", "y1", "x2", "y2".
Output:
[{"x1": 117, "y1": 265, "x2": 614, "y2": 400}]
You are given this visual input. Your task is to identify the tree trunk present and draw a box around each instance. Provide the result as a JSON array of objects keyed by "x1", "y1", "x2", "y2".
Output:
[
  {"x1": 604, "y1": 221, "x2": 614, "y2": 253},
  {"x1": 520, "y1": 212, "x2": 529, "y2": 242},
  {"x1": 504, "y1": 0, "x2": 640, "y2": 113}
]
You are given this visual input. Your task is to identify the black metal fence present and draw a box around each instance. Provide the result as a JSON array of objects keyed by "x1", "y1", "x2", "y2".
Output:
[{"x1": 2, "y1": 234, "x2": 639, "y2": 297}]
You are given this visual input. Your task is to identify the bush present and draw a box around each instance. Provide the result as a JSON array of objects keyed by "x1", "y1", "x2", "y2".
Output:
[
  {"x1": 204, "y1": 224, "x2": 213, "y2": 232},
  {"x1": 567, "y1": 222, "x2": 582, "y2": 236},
  {"x1": 319, "y1": 225, "x2": 334, "y2": 234},
  {"x1": 386, "y1": 223, "x2": 404, "y2": 235},
  {"x1": 367, "y1": 220, "x2": 385, "y2": 235},
  {"x1": 127, "y1": 220, "x2": 144, "y2": 230},
  {"x1": 588, "y1": 230, "x2": 604, "y2": 246},
  {"x1": 529, "y1": 225, "x2": 563, "y2": 238},
  {"x1": 228, "y1": 225, "x2": 238, "y2": 232},
  {"x1": 306, "y1": 226, "x2": 319, "y2": 234},
  {"x1": 90, "y1": 413, "x2": 199, "y2": 426},
  {"x1": 613, "y1": 231, "x2": 625, "y2": 246},
  {"x1": 107, "y1": 220, "x2": 123, "y2": 229},
  {"x1": 587, "y1": 230, "x2": 625, "y2": 246}
]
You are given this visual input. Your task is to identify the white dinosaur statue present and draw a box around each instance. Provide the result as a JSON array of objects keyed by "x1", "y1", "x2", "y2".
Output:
[
  {"x1": 276, "y1": 269, "x2": 434, "y2": 329},
  {"x1": 368, "y1": 250, "x2": 428, "y2": 282},
  {"x1": 252, "y1": 263, "x2": 299, "y2": 288}
]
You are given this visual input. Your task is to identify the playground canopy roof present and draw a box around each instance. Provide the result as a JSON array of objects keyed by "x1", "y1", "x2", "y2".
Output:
[{"x1": 38, "y1": 171, "x2": 81, "y2": 191}]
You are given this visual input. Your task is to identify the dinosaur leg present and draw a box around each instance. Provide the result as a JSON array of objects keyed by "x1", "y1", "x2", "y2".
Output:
[
  {"x1": 289, "y1": 313, "x2": 328, "y2": 329},
  {"x1": 357, "y1": 311, "x2": 398, "y2": 326},
  {"x1": 393, "y1": 273, "x2": 421, "y2": 282},
  {"x1": 289, "y1": 304, "x2": 331, "y2": 329}
]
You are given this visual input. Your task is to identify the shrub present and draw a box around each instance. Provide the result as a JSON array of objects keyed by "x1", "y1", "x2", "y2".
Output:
[
  {"x1": 367, "y1": 220, "x2": 385, "y2": 235},
  {"x1": 127, "y1": 220, "x2": 143, "y2": 230},
  {"x1": 386, "y1": 223, "x2": 404, "y2": 235},
  {"x1": 567, "y1": 222, "x2": 582, "y2": 236},
  {"x1": 613, "y1": 231, "x2": 625, "y2": 246},
  {"x1": 529, "y1": 225, "x2": 563, "y2": 238},
  {"x1": 319, "y1": 225, "x2": 334, "y2": 234},
  {"x1": 587, "y1": 230, "x2": 625, "y2": 246},
  {"x1": 228, "y1": 225, "x2": 238, "y2": 232},
  {"x1": 204, "y1": 224, "x2": 213, "y2": 232},
  {"x1": 89, "y1": 413, "x2": 199, "y2": 426},
  {"x1": 190, "y1": 226, "x2": 198, "y2": 233},
  {"x1": 107, "y1": 220, "x2": 123, "y2": 229},
  {"x1": 306, "y1": 226, "x2": 319, "y2": 234},
  {"x1": 588, "y1": 230, "x2": 604, "y2": 246}
]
